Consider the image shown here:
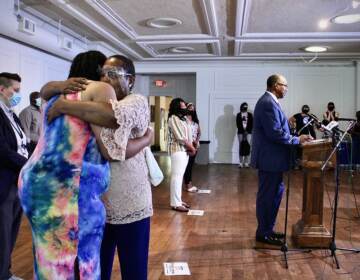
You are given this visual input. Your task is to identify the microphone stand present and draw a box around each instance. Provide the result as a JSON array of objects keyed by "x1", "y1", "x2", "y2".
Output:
[
  {"x1": 280, "y1": 120, "x2": 314, "y2": 268},
  {"x1": 320, "y1": 120, "x2": 359, "y2": 269}
]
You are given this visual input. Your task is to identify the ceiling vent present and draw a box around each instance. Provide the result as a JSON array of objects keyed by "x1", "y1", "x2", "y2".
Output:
[
  {"x1": 18, "y1": 17, "x2": 36, "y2": 35},
  {"x1": 60, "y1": 36, "x2": 73, "y2": 51}
]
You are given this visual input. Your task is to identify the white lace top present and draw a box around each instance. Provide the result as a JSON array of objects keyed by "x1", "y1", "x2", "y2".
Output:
[{"x1": 100, "y1": 93, "x2": 153, "y2": 224}]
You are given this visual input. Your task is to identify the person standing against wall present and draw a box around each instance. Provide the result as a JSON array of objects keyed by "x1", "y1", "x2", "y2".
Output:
[
  {"x1": 19, "y1": 91, "x2": 41, "y2": 156},
  {"x1": 236, "y1": 102, "x2": 253, "y2": 168},
  {"x1": 168, "y1": 98, "x2": 196, "y2": 212},
  {"x1": 183, "y1": 103, "x2": 201, "y2": 192},
  {"x1": 0, "y1": 72, "x2": 28, "y2": 280}
]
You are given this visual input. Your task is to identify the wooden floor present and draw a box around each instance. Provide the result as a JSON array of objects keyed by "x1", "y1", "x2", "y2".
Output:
[{"x1": 12, "y1": 155, "x2": 360, "y2": 279}]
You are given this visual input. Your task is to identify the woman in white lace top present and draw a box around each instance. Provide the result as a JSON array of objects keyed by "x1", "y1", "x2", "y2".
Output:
[{"x1": 45, "y1": 55, "x2": 152, "y2": 280}]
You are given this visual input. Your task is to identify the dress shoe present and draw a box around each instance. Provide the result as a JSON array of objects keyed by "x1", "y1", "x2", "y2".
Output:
[
  {"x1": 171, "y1": 206, "x2": 189, "y2": 212},
  {"x1": 271, "y1": 231, "x2": 285, "y2": 239},
  {"x1": 256, "y1": 235, "x2": 283, "y2": 246}
]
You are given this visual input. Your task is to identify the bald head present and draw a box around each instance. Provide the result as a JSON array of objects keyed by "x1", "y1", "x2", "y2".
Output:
[{"x1": 266, "y1": 74, "x2": 288, "y2": 99}]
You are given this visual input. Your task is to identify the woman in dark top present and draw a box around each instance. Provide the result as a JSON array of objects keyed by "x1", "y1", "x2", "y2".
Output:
[
  {"x1": 236, "y1": 102, "x2": 253, "y2": 168},
  {"x1": 289, "y1": 104, "x2": 316, "y2": 139}
]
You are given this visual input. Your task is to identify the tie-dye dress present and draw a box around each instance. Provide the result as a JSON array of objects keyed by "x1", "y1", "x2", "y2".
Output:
[{"x1": 18, "y1": 93, "x2": 110, "y2": 280}]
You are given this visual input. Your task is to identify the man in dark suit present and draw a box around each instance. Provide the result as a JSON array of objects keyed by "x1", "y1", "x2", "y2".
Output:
[
  {"x1": 251, "y1": 74, "x2": 312, "y2": 246},
  {"x1": 0, "y1": 72, "x2": 28, "y2": 280}
]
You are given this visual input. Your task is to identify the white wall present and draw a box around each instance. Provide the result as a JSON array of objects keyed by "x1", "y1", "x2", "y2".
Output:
[
  {"x1": 135, "y1": 74, "x2": 196, "y2": 104},
  {"x1": 136, "y1": 61, "x2": 358, "y2": 163},
  {"x1": 0, "y1": 36, "x2": 70, "y2": 114},
  {"x1": 148, "y1": 75, "x2": 196, "y2": 104}
]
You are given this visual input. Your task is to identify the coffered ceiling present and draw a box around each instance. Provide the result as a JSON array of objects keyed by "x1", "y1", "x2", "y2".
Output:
[{"x1": 20, "y1": 0, "x2": 360, "y2": 61}]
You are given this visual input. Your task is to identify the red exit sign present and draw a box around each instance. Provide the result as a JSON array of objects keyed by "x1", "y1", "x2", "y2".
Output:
[{"x1": 154, "y1": 80, "x2": 167, "y2": 87}]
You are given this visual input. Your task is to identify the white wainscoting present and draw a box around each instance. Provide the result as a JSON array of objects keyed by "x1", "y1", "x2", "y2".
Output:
[{"x1": 0, "y1": 36, "x2": 70, "y2": 114}]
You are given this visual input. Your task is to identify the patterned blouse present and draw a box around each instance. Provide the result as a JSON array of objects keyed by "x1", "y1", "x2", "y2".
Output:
[
  {"x1": 189, "y1": 121, "x2": 200, "y2": 143},
  {"x1": 167, "y1": 114, "x2": 192, "y2": 155},
  {"x1": 100, "y1": 93, "x2": 152, "y2": 224}
]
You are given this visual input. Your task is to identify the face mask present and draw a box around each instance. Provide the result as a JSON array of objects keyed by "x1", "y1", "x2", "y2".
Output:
[
  {"x1": 241, "y1": 106, "x2": 248, "y2": 112},
  {"x1": 9, "y1": 92, "x2": 21, "y2": 107},
  {"x1": 35, "y1": 98, "x2": 41, "y2": 107},
  {"x1": 179, "y1": 108, "x2": 188, "y2": 116},
  {"x1": 328, "y1": 105, "x2": 334, "y2": 111}
]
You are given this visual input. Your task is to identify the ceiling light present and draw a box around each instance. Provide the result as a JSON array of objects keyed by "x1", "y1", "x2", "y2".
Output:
[
  {"x1": 318, "y1": 19, "x2": 329, "y2": 29},
  {"x1": 331, "y1": 13, "x2": 360, "y2": 24},
  {"x1": 304, "y1": 46, "x2": 328, "y2": 53},
  {"x1": 168, "y1": 46, "x2": 195, "y2": 53},
  {"x1": 146, "y1": 17, "x2": 182, "y2": 28}
]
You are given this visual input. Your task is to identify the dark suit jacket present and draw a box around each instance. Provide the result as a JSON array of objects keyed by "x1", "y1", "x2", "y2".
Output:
[
  {"x1": 236, "y1": 112, "x2": 253, "y2": 134},
  {"x1": 250, "y1": 92, "x2": 299, "y2": 172},
  {"x1": 0, "y1": 107, "x2": 28, "y2": 203}
]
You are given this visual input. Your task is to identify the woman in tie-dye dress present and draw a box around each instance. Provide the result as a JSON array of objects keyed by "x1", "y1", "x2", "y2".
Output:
[{"x1": 18, "y1": 51, "x2": 114, "y2": 279}]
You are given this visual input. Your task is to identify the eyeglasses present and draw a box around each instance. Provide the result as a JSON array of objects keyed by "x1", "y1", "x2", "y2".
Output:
[
  {"x1": 276, "y1": 82, "x2": 288, "y2": 88},
  {"x1": 98, "y1": 67, "x2": 133, "y2": 79}
]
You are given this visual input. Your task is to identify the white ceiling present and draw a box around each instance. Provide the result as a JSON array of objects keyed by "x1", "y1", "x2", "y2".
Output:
[{"x1": 20, "y1": 0, "x2": 360, "y2": 61}]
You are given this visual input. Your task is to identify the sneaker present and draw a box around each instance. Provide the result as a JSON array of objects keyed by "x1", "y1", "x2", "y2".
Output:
[
  {"x1": 187, "y1": 186, "x2": 198, "y2": 193},
  {"x1": 238, "y1": 163, "x2": 243, "y2": 168},
  {"x1": 244, "y1": 163, "x2": 250, "y2": 168}
]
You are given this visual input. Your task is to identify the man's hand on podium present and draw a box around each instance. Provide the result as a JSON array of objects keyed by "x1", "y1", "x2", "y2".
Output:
[{"x1": 299, "y1": 134, "x2": 313, "y2": 144}]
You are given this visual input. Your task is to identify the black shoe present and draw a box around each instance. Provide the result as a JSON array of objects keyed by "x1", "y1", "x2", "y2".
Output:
[
  {"x1": 271, "y1": 231, "x2": 285, "y2": 239},
  {"x1": 256, "y1": 235, "x2": 283, "y2": 246}
]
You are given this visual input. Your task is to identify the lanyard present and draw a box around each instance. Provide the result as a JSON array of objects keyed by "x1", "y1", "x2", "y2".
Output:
[{"x1": 10, "y1": 115, "x2": 24, "y2": 139}]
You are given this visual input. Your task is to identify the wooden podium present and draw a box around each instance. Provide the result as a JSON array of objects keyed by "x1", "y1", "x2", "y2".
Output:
[{"x1": 292, "y1": 139, "x2": 336, "y2": 248}]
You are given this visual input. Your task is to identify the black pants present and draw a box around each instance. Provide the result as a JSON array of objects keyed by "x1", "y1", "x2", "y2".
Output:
[
  {"x1": 0, "y1": 184, "x2": 22, "y2": 280},
  {"x1": 184, "y1": 152, "x2": 197, "y2": 185}
]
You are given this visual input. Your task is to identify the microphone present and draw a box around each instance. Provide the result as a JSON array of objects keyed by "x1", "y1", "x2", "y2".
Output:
[
  {"x1": 337, "y1": 118, "x2": 356, "y2": 121},
  {"x1": 304, "y1": 113, "x2": 344, "y2": 134},
  {"x1": 324, "y1": 120, "x2": 346, "y2": 134}
]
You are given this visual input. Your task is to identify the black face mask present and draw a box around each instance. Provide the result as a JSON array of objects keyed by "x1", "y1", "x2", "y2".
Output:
[
  {"x1": 328, "y1": 106, "x2": 335, "y2": 111},
  {"x1": 302, "y1": 108, "x2": 309, "y2": 114},
  {"x1": 241, "y1": 106, "x2": 248, "y2": 112},
  {"x1": 178, "y1": 108, "x2": 188, "y2": 116}
]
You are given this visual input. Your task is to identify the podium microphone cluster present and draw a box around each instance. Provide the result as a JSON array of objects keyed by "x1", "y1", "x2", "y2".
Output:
[{"x1": 305, "y1": 113, "x2": 344, "y2": 134}]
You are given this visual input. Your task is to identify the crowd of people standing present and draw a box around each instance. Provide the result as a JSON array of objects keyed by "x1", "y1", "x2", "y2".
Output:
[{"x1": 1, "y1": 51, "x2": 359, "y2": 279}]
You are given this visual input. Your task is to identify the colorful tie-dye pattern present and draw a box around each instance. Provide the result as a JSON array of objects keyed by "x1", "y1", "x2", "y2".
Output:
[{"x1": 18, "y1": 94, "x2": 109, "y2": 280}]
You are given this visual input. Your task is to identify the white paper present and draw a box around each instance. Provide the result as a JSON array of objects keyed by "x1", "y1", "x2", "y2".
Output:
[
  {"x1": 163, "y1": 262, "x2": 191, "y2": 276},
  {"x1": 198, "y1": 189, "x2": 211, "y2": 194},
  {"x1": 187, "y1": 210, "x2": 204, "y2": 216}
]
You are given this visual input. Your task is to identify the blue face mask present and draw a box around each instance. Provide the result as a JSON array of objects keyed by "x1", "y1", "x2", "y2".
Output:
[
  {"x1": 35, "y1": 97, "x2": 41, "y2": 107},
  {"x1": 9, "y1": 92, "x2": 21, "y2": 107}
]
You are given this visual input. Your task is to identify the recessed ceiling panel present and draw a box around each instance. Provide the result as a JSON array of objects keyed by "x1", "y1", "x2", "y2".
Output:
[
  {"x1": 241, "y1": 41, "x2": 360, "y2": 54},
  {"x1": 247, "y1": 0, "x2": 360, "y2": 33},
  {"x1": 149, "y1": 42, "x2": 212, "y2": 55},
  {"x1": 17, "y1": 0, "x2": 360, "y2": 60},
  {"x1": 104, "y1": 0, "x2": 206, "y2": 35}
]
